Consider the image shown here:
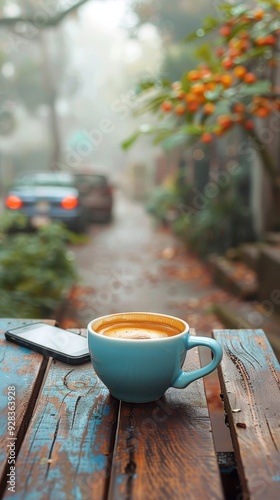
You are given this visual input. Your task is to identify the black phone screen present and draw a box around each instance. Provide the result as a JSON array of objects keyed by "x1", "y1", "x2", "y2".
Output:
[{"x1": 6, "y1": 323, "x2": 89, "y2": 357}]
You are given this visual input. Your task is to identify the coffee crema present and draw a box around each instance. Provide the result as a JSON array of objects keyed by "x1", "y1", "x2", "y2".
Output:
[{"x1": 95, "y1": 321, "x2": 182, "y2": 340}]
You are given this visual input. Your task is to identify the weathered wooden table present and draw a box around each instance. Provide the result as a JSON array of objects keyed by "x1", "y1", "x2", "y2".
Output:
[{"x1": 0, "y1": 319, "x2": 279, "y2": 500}]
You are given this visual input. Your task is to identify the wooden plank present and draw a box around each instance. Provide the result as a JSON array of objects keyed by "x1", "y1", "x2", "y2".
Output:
[
  {"x1": 108, "y1": 338, "x2": 224, "y2": 500},
  {"x1": 5, "y1": 329, "x2": 119, "y2": 500},
  {"x1": 0, "y1": 319, "x2": 56, "y2": 497},
  {"x1": 213, "y1": 329, "x2": 280, "y2": 500}
]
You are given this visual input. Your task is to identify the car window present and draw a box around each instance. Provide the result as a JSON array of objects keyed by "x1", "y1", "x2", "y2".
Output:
[
  {"x1": 75, "y1": 175, "x2": 108, "y2": 188},
  {"x1": 14, "y1": 173, "x2": 75, "y2": 188}
]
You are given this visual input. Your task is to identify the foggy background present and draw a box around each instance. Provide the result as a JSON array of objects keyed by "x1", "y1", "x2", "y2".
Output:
[{"x1": 0, "y1": 0, "x2": 217, "y2": 192}]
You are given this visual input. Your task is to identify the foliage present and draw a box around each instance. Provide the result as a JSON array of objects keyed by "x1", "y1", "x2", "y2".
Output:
[
  {"x1": 123, "y1": 0, "x2": 280, "y2": 184},
  {"x1": 146, "y1": 170, "x2": 193, "y2": 222},
  {"x1": 146, "y1": 185, "x2": 180, "y2": 222},
  {"x1": 172, "y1": 171, "x2": 255, "y2": 257},
  {"x1": 0, "y1": 214, "x2": 78, "y2": 318}
]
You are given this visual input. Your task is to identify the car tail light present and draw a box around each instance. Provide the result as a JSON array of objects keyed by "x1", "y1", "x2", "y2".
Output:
[
  {"x1": 61, "y1": 195, "x2": 78, "y2": 210},
  {"x1": 5, "y1": 195, "x2": 23, "y2": 210}
]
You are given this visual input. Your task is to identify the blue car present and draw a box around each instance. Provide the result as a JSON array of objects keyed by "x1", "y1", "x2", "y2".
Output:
[{"x1": 4, "y1": 172, "x2": 89, "y2": 233}]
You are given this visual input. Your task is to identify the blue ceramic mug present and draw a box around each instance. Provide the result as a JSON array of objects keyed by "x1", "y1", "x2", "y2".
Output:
[{"x1": 88, "y1": 312, "x2": 223, "y2": 403}]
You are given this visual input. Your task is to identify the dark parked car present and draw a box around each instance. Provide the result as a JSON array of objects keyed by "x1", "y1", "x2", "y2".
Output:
[
  {"x1": 74, "y1": 172, "x2": 113, "y2": 222},
  {"x1": 4, "y1": 172, "x2": 89, "y2": 233}
]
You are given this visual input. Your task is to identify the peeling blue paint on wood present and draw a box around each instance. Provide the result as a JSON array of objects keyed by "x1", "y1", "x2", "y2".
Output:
[
  {"x1": 0, "y1": 320, "x2": 55, "y2": 491},
  {"x1": 11, "y1": 357, "x2": 119, "y2": 500}
]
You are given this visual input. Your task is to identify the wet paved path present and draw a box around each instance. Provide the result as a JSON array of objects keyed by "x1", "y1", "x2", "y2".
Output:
[{"x1": 66, "y1": 190, "x2": 225, "y2": 331}]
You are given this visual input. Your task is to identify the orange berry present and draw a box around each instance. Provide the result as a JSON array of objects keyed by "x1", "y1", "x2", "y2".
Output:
[
  {"x1": 222, "y1": 58, "x2": 234, "y2": 70},
  {"x1": 219, "y1": 25, "x2": 231, "y2": 37},
  {"x1": 201, "y1": 132, "x2": 213, "y2": 143},
  {"x1": 255, "y1": 37, "x2": 266, "y2": 46},
  {"x1": 253, "y1": 8, "x2": 265, "y2": 21},
  {"x1": 244, "y1": 72, "x2": 257, "y2": 84},
  {"x1": 255, "y1": 34, "x2": 276, "y2": 47},
  {"x1": 188, "y1": 101, "x2": 199, "y2": 113},
  {"x1": 228, "y1": 47, "x2": 240, "y2": 58},
  {"x1": 161, "y1": 101, "x2": 172, "y2": 112},
  {"x1": 174, "y1": 103, "x2": 186, "y2": 116},
  {"x1": 221, "y1": 74, "x2": 233, "y2": 88},
  {"x1": 192, "y1": 82, "x2": 205, "y2": 95},
  {"x1": 187, "y1": 70, "x2": 201, "y2": 81},
  {"x1": 200, "y1": 67, "x2": 212, "y2": 79},
  {"x1": 203, "y1": 102, "x2": 216, "y2": 115},
  {"x1": 264, "y1": 35, "x2": 276, "y2": 46},
  {"x1": 197, "y1": 94, "x2": 206, "y2": 105},
  {"x1": 204, "y1": 81, "x2": 216, "y2": 92},
  {"x1": 255, "y1": 107, "x2": 271, "y2": 118},
  {"x1": 217, "y1": 114, "x2": 233, "y2": 130},
  {"x1": 233, "y1": 65, "x2": 247, "y2": 79},
  {"x1": 184, "y1": 92, "x2": 197, "y2": 103},
  {"x1": 233, "y1": 102, "x2": 245, "y2": 113}
]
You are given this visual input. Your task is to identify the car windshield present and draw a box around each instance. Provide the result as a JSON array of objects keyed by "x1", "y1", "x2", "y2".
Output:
[{"x1": 14, "y1": 173, "x2": 75, "y2": 188}]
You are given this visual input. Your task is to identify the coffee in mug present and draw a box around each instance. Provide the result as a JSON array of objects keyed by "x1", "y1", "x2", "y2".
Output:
[
  {"x1": 95, "y1": 320, "x2": 182, "y2": 339},
  {"x1": 88, "y1": 312, "x2": 223, "y2": 403}
]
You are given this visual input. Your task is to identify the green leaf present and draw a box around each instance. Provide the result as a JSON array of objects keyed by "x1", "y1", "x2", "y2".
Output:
[
  {"x1": 203, "y1": 16, "x2": 220, "y2": 30},
  {"x1": 270, "y1": 19, "x2": 280, "y2": 31},
  {"x1": 121, "y1": 123, "x2": 173, "y2": 149},
  {"x1": 195, "y1": 43, "x2": 214, "y2": 63},
  {"x1": 135, "y1": 81, "x2": 158, "y2": 93},
  {"x1": 121, "y1": 130, "x2": 144, "y2": 150},
  {"x1": 231, "y1": 3, "x2": 248, "y2": 17},
  {"x1": 178, "y1": 124, "x2": 201, "y2": 135},
  {"x1": 135, "y1": 79, "x2": 171, "y2": 94},
  {"x1": 239, "y1": 80, "x2": 271, "y2": 96}
]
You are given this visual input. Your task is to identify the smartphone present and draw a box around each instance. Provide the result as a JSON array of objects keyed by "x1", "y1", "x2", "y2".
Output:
[{"x1": 5, "y1": 322, "x2": 90, "y2": 365}]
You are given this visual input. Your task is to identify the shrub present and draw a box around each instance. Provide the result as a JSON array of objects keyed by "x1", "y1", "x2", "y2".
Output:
[{"x1": 0, "y1": 213, "x2": 78, "y2": 318}]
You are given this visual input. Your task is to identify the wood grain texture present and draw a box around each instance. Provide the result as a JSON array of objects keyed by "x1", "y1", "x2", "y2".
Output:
[
  {"x1": 108, "y1": 342, "x2": 224, "y2": 500},
  {"x1": 213, "y1": 329, "x2": 280, "y2": 500},
  {"x1": 0, "y1": 319, "x2": 56, "y2": 496},
  {"x1": 7, "y1": 329, "x2": 119, "y2": 500}
]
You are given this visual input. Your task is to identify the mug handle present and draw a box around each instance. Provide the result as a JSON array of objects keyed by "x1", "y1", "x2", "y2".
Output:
[{"x1": 171, "y1": 335, "x2": 223, "y2": 389}]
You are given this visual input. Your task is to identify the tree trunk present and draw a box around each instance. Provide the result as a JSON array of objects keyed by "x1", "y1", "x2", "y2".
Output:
[{"x1": 38, "y1": 31, "x2": 61, "y2": 170}]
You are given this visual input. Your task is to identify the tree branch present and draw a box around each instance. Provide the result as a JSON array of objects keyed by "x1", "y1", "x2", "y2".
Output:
[{"x1": 0, "y1": 0, "x2": 91, "y2": 28}]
